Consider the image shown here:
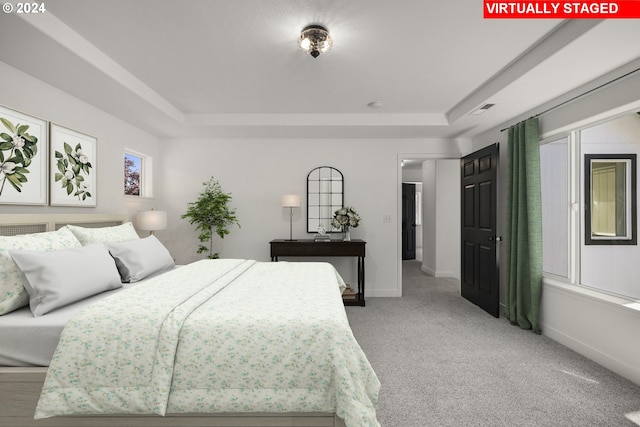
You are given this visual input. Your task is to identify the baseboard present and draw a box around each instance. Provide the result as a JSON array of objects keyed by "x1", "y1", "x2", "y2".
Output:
[
  {"x1": 542, "y1": 323, "x2": 640, "y2": 386},
  {"x1": 540, "y1": 278, "x2": 640, "y2": 387},
  {"x1": 366, "y1": 290, "x2": 402, "y2": 297},
  {"x1": 421, "y1": 265, "x2": 436, "y2": 276},
  {"x1": 420, "y1": 265, "x2": 459, "y2": 280}
]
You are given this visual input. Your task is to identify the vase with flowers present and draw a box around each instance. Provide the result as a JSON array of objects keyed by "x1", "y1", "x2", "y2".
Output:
[{"x1": 331, "y1": 206, "x2": 361, "y2": 241}]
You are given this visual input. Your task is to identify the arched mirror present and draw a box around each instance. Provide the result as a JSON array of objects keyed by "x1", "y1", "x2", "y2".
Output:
[{"x1": 307, "y1": 166, "x2": 343, "y2": 233}]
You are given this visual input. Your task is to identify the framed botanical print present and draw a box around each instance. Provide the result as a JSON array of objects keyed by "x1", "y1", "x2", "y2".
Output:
[
  {"x1": 49, "y1": 124, "x2": 97, "y2": 207},
  {"x1": 0, "y1": 105, "x2": 48, "y2": 205}
]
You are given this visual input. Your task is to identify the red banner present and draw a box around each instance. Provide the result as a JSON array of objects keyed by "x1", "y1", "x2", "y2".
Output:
[{"x1": 484, "y1": 1, "x2": 640, "y2": 18}]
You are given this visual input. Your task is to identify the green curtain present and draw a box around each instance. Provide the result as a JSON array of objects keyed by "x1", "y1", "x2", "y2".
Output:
[{"x1": 505, "y1": 117, "x2": 543, "y2": 333}]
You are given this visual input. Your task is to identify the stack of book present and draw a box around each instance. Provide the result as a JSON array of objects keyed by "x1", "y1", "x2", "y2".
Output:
[
  {"x1": 314, "y1": 233, "x2": 331, "y2": 242},
  {"x1": 342, "y1": 286, "x2": 357, "y2": 300}
]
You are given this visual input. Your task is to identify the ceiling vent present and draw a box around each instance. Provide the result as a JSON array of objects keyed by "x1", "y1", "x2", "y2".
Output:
[{"x1": 469, "y1": 103, "x2": 496, "y2": 115}]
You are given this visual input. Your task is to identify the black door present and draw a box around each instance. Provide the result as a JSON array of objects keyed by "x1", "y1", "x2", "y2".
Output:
[
  {"x1": 402, "y1": 183, "x2": 416, "y2": 260},
  {"x1": 461, "y1": 144, "x2": 499, "y2": 317}
]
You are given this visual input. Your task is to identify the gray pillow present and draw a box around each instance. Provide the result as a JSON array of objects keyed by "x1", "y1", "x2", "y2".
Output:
[
  {"x1": 10, "y1": 243, "x2": 122, "y2": 317},
  {"x1": 107, "y1": 235, "x2": 174, "y2": 283}
]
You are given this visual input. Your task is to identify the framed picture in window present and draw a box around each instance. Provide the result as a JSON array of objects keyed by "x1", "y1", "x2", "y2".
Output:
[
  {"x1": 0, "y1": 105, "x2": 48, "y2": 205},
  {"x1": 49, "y1": 124, "x2": 97, "y2": 207},
  {"x1": 584, "y1": 153, "x2": 636, "y2": 245}
]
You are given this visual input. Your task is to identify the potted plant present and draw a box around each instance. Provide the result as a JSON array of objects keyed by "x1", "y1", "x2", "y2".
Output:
[{"x1": 182, "y1": 177, "x2": 240, "y2": 259}]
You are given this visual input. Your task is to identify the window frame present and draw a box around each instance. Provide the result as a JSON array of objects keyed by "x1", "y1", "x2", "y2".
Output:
[{"x1": 124, "y1": 149, "x2": 153, "y2": 199}]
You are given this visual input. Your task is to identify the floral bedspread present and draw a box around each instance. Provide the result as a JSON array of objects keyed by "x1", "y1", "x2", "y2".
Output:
[{"x1": 35, "y1": 259, "x2": 380, "y2": 427}]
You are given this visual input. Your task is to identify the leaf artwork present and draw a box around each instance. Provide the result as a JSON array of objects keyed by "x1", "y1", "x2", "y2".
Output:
[
  {"x1": 54, "y1": 141, "x2": 93, "y2": 201},
  {"x1": 0, "y1": 117, "x2": 39, "y2": 196}
]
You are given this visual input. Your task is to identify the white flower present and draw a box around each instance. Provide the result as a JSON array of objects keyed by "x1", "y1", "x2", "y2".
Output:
[
  {"x1": 64, "y1": 170, "x2": 74, "y2": 180},
  {"x1": 11, "y1": 134, "x2": 24, "y2": 149},
  {"x1": 78, "y1": 154, "x2": 89, "y2": 164},
  {"x1": 0, "y1": 162, "x2": 17, "y2": 176},
  {"x1": 332, "y1": 206, "x2": 361, "y2": 229},
  {"x1": 74, "y1": 148, "x2": 89, "y2": 164}
]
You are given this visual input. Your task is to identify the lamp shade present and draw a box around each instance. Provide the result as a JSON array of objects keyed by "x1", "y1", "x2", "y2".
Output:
[
  {"x1": 282, "y1": 194, "x2": 301, "y2": 208},
  {"x1": 136, "y1": 209, "x2": 167, "y2": 232}
]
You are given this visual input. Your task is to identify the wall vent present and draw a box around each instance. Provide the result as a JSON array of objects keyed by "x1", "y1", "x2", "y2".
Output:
[{"x1": 470, "y1": 103, "x2": 496, "y2": 115}]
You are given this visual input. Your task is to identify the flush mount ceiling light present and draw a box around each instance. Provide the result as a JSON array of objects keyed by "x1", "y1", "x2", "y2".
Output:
[{"x1": 299, "y1": 25, "x2": 332, "y2": 58}]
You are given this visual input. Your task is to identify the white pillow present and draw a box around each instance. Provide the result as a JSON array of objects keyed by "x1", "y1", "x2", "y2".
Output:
[
  {"x1": 107, "y1": 235, "x2": 174, "y2": 282},
  {"x1": 0, "y1": 227, "x2": 81, "y2": 315},
  {"x1": 66, "y1": 222, "x2": 139, "y2": 245},
  {"x1": 10, "y1": 243, "x2": 122, "y2": 317}
]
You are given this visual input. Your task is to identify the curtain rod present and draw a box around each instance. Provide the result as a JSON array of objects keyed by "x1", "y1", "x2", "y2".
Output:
[{"x1": 500, "y1": 65, "x2": 640, "y2": 133}]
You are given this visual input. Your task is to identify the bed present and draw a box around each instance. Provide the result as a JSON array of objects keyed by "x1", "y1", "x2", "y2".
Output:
[{"x1": 0, "y1": 214, "x2": 380, "y2": 427}]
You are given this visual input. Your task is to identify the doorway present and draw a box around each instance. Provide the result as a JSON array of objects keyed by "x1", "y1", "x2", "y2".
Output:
[
  {"x1": 398, "y1": 156, "x2": 461, "y2": 296},
  {"x1": 402, "y1": 183, "x2": 417, "y2": 260}
]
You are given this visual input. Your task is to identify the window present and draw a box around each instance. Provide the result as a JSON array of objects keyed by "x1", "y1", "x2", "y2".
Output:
[
  {"x1": 540, "y1": 137, "x2": 569, "y2": 278},
  {"x1": 540, "y1": 112, "x2": 640, "y2": 300},
  {"x1": 124, "y1": 150, "x2": 153, "y2": 198},
  {"x1": 579, "y1": 114, "x2": 640, "y2": 299}
]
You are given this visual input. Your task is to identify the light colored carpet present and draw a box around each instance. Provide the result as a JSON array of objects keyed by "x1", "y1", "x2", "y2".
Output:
[{"x1": 345, "y1": 261, "x2": 640, "y2": 427}]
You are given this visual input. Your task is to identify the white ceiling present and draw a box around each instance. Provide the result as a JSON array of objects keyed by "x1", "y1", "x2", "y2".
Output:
[{"x1": 2, "y1": 1, "x2": 640, "y2": 139}]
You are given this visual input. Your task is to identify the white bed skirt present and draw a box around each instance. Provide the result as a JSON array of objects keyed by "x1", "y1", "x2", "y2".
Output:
[{"x1": 0, "y1": 367, "x2": 346, "y2": 427}]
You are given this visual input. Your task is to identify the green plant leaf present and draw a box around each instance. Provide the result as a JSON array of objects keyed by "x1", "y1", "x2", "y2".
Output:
[
  {"x1": 16, "y1": 124, "x2": 29, "y2": 135},
  {"x1": 22, "y1": 133, "x2": 37, "y2": 143},
  {"x1": 63, "y1": 142, "x2": 72, "y2": 155},
  {"x1": 54, "y1": 173, "x2": 63, "y2": 182},
  {"x1": 0, "y1": 118, "x2": 16, "y2": 134},
  {"x1": 0, "y1": 141, "x2": 12, "y2": 150},
  {"x1": 55, "y1": 151, "x2": 63, "y2": 159},
  {"x1": 0, "y1": 133, "x2": 11, "y2": 142},
  {"x1": 66, "y1": 182, "x2": 73, "y2": 195},
  {"x1": 7, "y1": 173, "x2": 22, "y2": 188},
  {"x1": 76, "y1": 174, "x2": 84, "y2": 181},
  {"x1": 7, "y1": 176, "x2": 21, "y2": 192}
]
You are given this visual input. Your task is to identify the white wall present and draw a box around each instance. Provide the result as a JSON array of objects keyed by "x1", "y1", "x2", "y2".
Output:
[
  {"x1": 434, "y1": 160, "x2": 460, "y2": 279},
  {"x1": 159, "y1": 138, "x2": 463, "y2": 297},
  {"x1": 422, "y1": 160, "x2": 437, "y2": 273},
  {"x1": 419, "y1": 160, "x2": 460, "y2": 279},
  {"x1": 0, "y1": 62, "x2": 162, "y2": 221},
  {"x1": 470, "y1": 62, "x2": 640, "y2": 386}
]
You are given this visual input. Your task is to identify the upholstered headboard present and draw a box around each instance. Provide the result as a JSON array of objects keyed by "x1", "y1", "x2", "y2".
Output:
[{"x1": 0, "y1": 214, "x2": 129, "y2": 236}]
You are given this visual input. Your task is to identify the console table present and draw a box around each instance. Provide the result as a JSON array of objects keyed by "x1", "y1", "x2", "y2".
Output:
[{"x1": 269, "y1": 239, "x2": 366, "y2": 306}]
